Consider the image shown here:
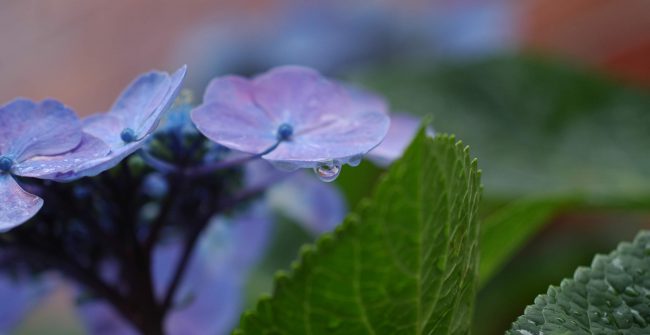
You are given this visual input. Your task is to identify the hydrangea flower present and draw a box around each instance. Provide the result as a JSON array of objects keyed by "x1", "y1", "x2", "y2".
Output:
[
  {"x1": 191, "y1": 66, "x2": 390, "y2": 181},
  {"x1": 61, "y1": 65, "x2": 187, "y2": 180},
  {"x1": 0, "y1": 99, "x2": 108, "y2": 230}
]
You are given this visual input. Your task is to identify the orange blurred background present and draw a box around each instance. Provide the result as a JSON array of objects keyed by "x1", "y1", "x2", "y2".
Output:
[{"x1": 0, "y1": 0, "x2": 648, "y2": 117}]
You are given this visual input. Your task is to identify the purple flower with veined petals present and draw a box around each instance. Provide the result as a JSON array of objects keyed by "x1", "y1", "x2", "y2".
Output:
[
  {"x1": 0, "y1": 99, "x2": 104, "y2": 230},
  {"x1": 66, "y1": 65, "x2": 187, "y2": 179},
  {"x1": 191, "y1": 66, "x2": 390, "y2": 181}
]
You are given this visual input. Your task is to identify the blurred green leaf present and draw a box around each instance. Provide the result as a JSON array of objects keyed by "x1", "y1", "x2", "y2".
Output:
[
  {"x1": 509, "y1": 230, "x2": 650, "y2": 334},
  {"x1": 479, "y1": 197, "x2": 571, "y2": 287},
  {"x1": 235, "y1": 132, "x2": 482, "y2": 334},
  {"x1": 356, "y1": 56, "x2": 650, "y2": 201}
]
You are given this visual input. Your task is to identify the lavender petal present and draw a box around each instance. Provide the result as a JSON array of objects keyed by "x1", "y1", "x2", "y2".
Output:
[
  {"x1": 0, "y1": 174, "x2": 43, "y2": 232},
  {"x1": 367, "y1": 113, "x2": 421, "y2": 167},
  {"x1": 0, "y1": 99, "x2": 81, "y2": 161},
  {"x1": 269, "y1": 172, "x2": 347, "y2": 234},
  {"x1": 13, "y1": 133, "x2": 110, "y2": 180},
  {"x1": 110, "y1": 66, "x2": 187, "y2": 137},
  {"x1": 0, "y1": 273, "x2": 54, "y2": 332}
]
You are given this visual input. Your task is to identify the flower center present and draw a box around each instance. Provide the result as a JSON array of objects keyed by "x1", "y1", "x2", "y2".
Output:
[
  {"x1": 120, "y1": 128, "x2": 137, "y2": 143},
  {"x1": 276, "y1": 123, "x2": 294, "y2": 141},
  {"x1": 0, "y1": 156, "x2": 14, "y2": 173}
]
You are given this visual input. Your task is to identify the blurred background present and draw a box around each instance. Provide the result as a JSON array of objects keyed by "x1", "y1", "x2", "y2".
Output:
[{"x1": 2, "y1": 0, "x2": 649, "y2": 334}]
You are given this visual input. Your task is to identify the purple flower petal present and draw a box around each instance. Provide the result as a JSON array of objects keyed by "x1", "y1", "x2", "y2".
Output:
[
  {"x1": 110, "y1": 66, "x2": 187, "y2": 138},
  {"x1": 268, "y1": 172, "x2": 347, "y2": 234},
  {"x1": 0, "y1": 174, "x2": 43, "y2": 232},
  {"x1": 162, "y1": 203, "x2": 272, "y2": 334},
  {"x1": 0, "y1": 99, "x2": 81, "y2": 162},
  {"x1": 82, "y1": 114, "x2": 125, "y2": 150},
  {"x1": 12, "y1": 133, "x2": 110, "y2": 180},
  {"x1": 67, "y1": 142, "x2": 141, "y2": 180},
  {"x1": 77, "y1": 301, "x2": 138, "y2": 335},
  {"x1": 191, "y1": 66, "x2": 390, "y2": 170},
  {"x1": 367, "y1": 113, "x2": 422, "y2": 166},
  {"x1": 0, "y1": 273, "x2": 54, "y2": 332},
  {"x1": 343, "y1": 83, "x2": 389, "y2": 117},
  {"x1": 64, "y1": 114, "x2": 141, "y2": 179},
  {"x1": 252, "y1": 66, "x2": 346, "y2": 125},
  {"x1": 65, "y1": 66, "x2": 186, "y2": 179}
]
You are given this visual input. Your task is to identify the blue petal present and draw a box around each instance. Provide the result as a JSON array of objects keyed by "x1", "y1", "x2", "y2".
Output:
[
  {"x1": 0, "y1": 273, "x2": 54, "y2": 332},
  {"x1": 77, "y1": 301, "x2": 138, "y2": 335},
  {"x1": 65, "y1": 141, "x2": 141, "y2": 180},
  {"x1": 82, "y1": 114, "x2": 125, "y2": 151},
  {"x1": 0, "y1": 174, "x2": 43, "y2": 232},
  {"x1": 268, "y1": 172, "x2": 347, "y2": 234},
  {"x1": 367, "y1": 113, "x2": 422, "y2": 167},
  {"x1": 110, "y1": 66, "x2": 187, "y2": 138},
  {"x1": 0, "y1": 99, "x2": 82, "y2": 162},
  {"x1": 163, "y1": 203, "x2": 272, "y2": 334},
  {"x1": 12, "y1": 133, "x2": 110, "y2": 180}
]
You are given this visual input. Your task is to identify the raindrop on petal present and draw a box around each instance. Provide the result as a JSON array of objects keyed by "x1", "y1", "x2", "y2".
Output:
[
  {"x1": 347, "y1": 155, "x2": 363, "y2": 167},
  {"x1": 314, "y1": 162, "x2": 341, "y2": 182}
]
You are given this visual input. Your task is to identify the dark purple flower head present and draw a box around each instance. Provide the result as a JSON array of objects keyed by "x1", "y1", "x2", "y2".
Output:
[
  {"x1": 191, "y1": 66, "x2": 390, "y2": 180},
  {"x1": 0, "y1": 99, "x2": 103, "y2": 230},
  {"x1": 66, "y1": 65, "x2": 187, "y2": 179}
]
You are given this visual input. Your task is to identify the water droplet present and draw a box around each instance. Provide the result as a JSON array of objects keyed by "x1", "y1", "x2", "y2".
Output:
[
  {"x1": 314, "y1": 162, "x2": 341, "y2": 182},
  {"x1": 347, "y1": 155, "x2": 363, "y2": 167}
]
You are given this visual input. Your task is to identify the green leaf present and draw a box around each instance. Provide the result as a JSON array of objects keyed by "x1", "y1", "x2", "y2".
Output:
[
  {"x1": 479, "y1": 197, "x2": 571, "y2": 287},
  {"x1": 508, "y1": 231, "x2": 650, "y2": 334},
  {"x1": 355, "y1": 56, "x2": 650, "y2": 201},
  {"x1": 235, "y1": 132, "x2": 482, "y2": 334}
]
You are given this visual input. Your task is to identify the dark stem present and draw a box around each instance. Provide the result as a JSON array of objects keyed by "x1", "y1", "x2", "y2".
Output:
[
  {"x1": 140, "y1": 141, "x2": 282, "y2": 178},
  {"x1": 8, "y1": 243, "x2": 143, "y2": 332},
  {"x1": 159, "y1": 170, "x2": 287, "y2": 313},
  {"x1": 160, "y1": 199, "x2": 214, "y2": 313}
]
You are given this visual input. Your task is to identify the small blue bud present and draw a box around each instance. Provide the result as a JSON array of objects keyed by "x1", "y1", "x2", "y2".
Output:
[
  {"x1": 0, "y1": 156, "x2": 14, "y2": 173},
  {"x1": 120, "y1": 128, "x2": 137, "y2": 143},
  {"x1": 276, "y1": 123, "x2": 294, "y2": 141}
]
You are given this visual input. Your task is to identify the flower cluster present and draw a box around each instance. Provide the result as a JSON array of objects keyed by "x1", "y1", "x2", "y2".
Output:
[
  {"x1": 0, "y1": 66, "x2": 187, "y2": 231},
  {"x1": 0, "y1": 65, "x2": 423, "y2": 334}
]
